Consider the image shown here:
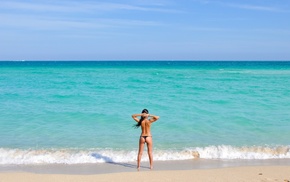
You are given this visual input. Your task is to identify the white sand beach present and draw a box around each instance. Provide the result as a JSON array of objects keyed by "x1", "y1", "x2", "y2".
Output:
[
  {"x1": 1, "y1": 166, "x2": 290, "y2": 182},
  {"x1": 1, "y1": 159, "x2": 290, "y2": 182}
]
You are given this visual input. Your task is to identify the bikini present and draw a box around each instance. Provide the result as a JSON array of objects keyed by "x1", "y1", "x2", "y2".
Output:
[{"x1": 140, "y1": 136, "x2": 152, "y2": 143}]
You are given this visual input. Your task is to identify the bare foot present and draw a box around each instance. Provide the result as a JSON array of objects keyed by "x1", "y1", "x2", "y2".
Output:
[
  {"x1": 137, "y1": 166, "x2": 140, "y2": 171},
  {"x1": 150, "y1": 166, "x2": 153, "y2": 170}
]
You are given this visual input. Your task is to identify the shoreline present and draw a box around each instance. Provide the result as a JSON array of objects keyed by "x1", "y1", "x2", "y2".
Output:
[
  {"x1": 1, "y1": 159, "x2": 289, "y2": 181},
  {"x1": 1, "y1": 158, "x2": 290, "y2": 175},
  {"x1": 1, "y1": 167, "x2": 290, "y2": 182}
]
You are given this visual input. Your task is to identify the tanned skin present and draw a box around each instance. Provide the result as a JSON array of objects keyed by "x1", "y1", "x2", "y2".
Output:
[{"x1": 132, "y1": 112, "x2": 159, "y2": 170}]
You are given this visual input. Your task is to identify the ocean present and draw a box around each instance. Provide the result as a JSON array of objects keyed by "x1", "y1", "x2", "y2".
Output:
[{"x1": 0, "y1": 61, "x2": 290, "y2": 165}]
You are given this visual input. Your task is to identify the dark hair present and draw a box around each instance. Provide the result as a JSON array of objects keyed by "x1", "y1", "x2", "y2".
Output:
[{"x1": 134, "y1": 109, "x2": 149, "y2": 128}]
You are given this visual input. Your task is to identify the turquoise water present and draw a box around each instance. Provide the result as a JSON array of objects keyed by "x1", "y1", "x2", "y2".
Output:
[{"x1": 0, "y1": 61, "x2": 290, "y2": 164}]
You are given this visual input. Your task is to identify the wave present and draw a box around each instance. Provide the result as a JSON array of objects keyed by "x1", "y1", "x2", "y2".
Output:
[
  {"x1": 1, "y1": 145, "x2": 289, "y2": 165},
  {"x1": 196, "y1": 145, "x2": 290, "y2": 159}
]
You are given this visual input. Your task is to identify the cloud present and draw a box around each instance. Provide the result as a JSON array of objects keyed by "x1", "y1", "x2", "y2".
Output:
[
  {"x1": 0, "y1": 13, "x2": 161, "y2": 31},
  {"x1": 194, "y1": 0, "x2": 285, "y2": 12},
  {"x1": 224, "y1": 3, "x2": 283, "y2": 12},
  {"x1": 0, "y1": 0, "x2": 181, "y2": 13},
  {"x1": 0, "y1": 1, "x2": 167, "y2": 31}
]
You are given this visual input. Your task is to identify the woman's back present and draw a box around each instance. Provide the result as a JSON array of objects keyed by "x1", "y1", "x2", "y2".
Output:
[
  {"x1": 131, "y1": 109, "x2": 159, "y2": 170},
  {"x1": 140, "y1": 119, "x2": 152, "y2": 136}
]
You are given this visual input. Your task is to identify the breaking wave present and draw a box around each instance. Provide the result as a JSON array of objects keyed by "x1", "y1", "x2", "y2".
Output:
[{"x1": 1, "y1": 145, "x2": 289, "y2": 165}]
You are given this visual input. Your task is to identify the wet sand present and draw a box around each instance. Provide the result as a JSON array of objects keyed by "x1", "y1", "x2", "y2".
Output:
[{"x1": 1, "y1": 159, "x2": 290, "y2": 182}]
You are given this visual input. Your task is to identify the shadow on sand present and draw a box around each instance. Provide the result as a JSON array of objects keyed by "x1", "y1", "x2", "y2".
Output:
[{"x1": 91, "y1": 153, "x2": 149, "y2": 169}]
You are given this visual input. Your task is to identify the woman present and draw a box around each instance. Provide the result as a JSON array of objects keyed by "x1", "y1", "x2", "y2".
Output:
[{"x1": 132, "y1": 109, "x2": 159, "y2": 170}]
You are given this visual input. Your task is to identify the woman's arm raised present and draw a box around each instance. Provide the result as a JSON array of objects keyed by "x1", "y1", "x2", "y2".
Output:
[
  {"x1": 132, "y1": 114, "x2": 142, "y2": 122},
  {"x1": 149, "y1": 115, "x2": 159, "y2": 123}
]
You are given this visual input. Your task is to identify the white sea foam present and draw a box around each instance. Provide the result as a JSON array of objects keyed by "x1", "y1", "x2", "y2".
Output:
[
  {"x1": 0, "y1": 145, "x2": 289, "y2": 165},
  {"x1": 196, "y1": 145, "x2": 290, "y2": 159}
]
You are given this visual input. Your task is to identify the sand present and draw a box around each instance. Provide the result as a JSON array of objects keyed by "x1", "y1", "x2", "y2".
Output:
[
  {"x1": 0, "y1": 166, "x2": 289, "y2": 182},
  {"x1": 1, "y1": 160, "x2": 290, "y2": 182}
]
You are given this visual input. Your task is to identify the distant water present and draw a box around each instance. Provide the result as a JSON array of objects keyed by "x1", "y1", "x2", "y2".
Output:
[{"x1": 0, "y1": 61, "x2": 290, "y2": 164}]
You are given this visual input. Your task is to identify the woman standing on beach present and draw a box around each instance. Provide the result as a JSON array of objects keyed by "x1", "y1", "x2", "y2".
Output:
[{"x1": 132, "y1": 109, "x2": 159, "y2": 170}]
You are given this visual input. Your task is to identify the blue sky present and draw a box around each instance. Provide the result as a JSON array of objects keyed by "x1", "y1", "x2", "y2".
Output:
[{"x1": 1, "y1": 0, "x2": 290, "y2": 60}]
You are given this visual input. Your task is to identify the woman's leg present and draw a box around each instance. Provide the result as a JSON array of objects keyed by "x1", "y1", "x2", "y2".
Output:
[
  {"x1": 137, "y1": 137, "x2": 145, "y2": 170},
  {"x1": 146, "y1": 137, "x2": 153, "y2": 169}
]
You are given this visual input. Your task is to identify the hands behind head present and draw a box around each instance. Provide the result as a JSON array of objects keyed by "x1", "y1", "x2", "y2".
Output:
[{"x1": 141, "y1": 113, "x2": 150, "y2": 118}]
